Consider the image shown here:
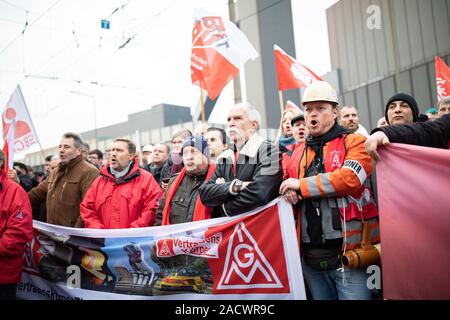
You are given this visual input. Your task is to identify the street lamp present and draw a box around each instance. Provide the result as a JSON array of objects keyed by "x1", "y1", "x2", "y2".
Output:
[{"x1": 69, "y1": 90, "x2": 98, "y2": 148}]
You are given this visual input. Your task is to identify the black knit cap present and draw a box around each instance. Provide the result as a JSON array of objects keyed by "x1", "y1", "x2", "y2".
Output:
[
  {"x1": 181, "y1": 135, "x2": 210, "y2": 159},
  {"x1": 291, "y1": 113, "x2": 305, "y2": 126},
  {"x1": 385, "y1": 93, "x2": 419, "y2": 124}
]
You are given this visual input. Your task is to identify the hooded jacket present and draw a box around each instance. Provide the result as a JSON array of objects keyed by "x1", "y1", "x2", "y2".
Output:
[
  {"x1": 29, "y1": 155, "x2": 99, "y2": 228},
  {"x1": 80, "y1": 159, "x2": 163, "y2": 229},
  {"x1": 0, "y1": 169, "x2": 33, "y2": 284}
]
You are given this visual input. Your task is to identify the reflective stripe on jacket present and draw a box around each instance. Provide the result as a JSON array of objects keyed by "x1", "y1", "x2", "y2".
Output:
[{"x1": 295, "y1": 134, "x2": 379, "y2": 250}]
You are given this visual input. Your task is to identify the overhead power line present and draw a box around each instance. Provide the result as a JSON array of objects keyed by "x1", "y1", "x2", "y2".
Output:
[
  {"x1": 116, "y1": 0, "x2": 180, "y2": 51},
  {"x1": 0, "y1": 0, "x2": 31, "y2": 13},
  {"x1": 236, "y1": 0, "x2": 287, "y2": 25},
  {"x1": 0, "y1": 0, "x2": 61, "y2": 57}
]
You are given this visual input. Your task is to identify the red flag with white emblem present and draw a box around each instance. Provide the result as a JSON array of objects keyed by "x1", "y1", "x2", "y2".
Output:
[
  {"x1": 2, "y1": 85, "x2": 39, "y2": 159},
  {"x1": 191, "y1": 12, "x2": 258, "y2": 100},
  {"x1": 435, "y1": 56, "x2": 450, "y2": 99},
  {"x1": 274, "y1": 44, "x2": 322, "y2": 90}
]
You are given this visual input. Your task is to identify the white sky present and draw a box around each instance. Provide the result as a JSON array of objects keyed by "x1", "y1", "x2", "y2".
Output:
[{"x1": 0, "y1": 0, "x2": 338, "y2": 156}]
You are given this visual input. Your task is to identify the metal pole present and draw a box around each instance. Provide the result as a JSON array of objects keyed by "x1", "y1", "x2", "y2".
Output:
[
  {"x1": 229, "y1": 0, "x2": 242, "y2": 104},
  {"x1": 92, "y1": 96, "x2": 98, "y2": 148},
  {"x1": 387, "y1": 0, "x2": 400, "y2": 92},
  {"x1": 200, "y1": 87, "x2": 206, "y2": 123},
  {"x1": 278, "y1": 90, "x2": 284, "y2": 115}
]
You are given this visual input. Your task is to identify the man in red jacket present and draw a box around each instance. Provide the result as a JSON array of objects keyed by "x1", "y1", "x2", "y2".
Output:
[
  {"x1": 0, "y1": 150, "x2": 33, "y2": 300},
  {"x1": 80, "y1": 138, "x2": 163, "y2": 229}
]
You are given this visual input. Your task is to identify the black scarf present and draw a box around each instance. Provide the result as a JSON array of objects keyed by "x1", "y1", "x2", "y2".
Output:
[
  {"x1": 305, "y1": 122, "x2": 347, "y2": 174},
  {"x1": 306, "y1": 122, "x2": 347, "y2": 147}
]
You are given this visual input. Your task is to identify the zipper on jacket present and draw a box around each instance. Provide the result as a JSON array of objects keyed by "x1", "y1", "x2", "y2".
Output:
[{"x1": 60, "y1": 181, "x2": 67, "y2": 202}]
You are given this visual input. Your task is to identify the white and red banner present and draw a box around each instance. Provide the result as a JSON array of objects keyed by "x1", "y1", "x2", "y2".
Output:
[
  {"x1": 435, "y1": 56, "x2": 450, "y2": 99},
  {"x1": 274, "y1": 45, "x2": 322, "y2": 91},
  {"x1": 1, "y1": 85, "x2": 39, "y2": 162},
  {"x1": 191, "y1": 11, "x2": 258, "y2": 100},
  {"x1": 377, "y1": 143, "x2": 450, "y2": 300},
  {"x1": 18, "y1": 198, "x2": 306, "y2": 300}
]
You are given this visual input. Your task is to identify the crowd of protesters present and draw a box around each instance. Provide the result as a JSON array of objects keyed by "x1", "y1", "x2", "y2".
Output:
[{"x1": 1, "y1": 80, "x2": 449, "y2": 300}]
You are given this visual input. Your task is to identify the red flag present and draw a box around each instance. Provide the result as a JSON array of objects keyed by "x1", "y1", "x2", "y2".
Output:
[
  {"x1": 2, "y1": 85, "x2": 39, "y2": 155},
  {"x1": 274, "y1": 45, "x2": 322, "y2": 91},
  {"x1": 435, "y1": 56, "x2": 450, "y2": 99},
  {"x1": 191, "y1": 12, "x2": 258, "y2": 100},
  {"x1": 377, "y1": 144, "x2": 450, "y2": 299}
]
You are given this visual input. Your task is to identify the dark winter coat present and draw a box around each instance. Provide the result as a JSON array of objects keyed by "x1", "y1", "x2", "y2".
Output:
[
  {"x1": 373, "y1": 114, "x2": 450, "y2": 148},
  {"x1": 199, "y1": 134, "x2": 282, "y2": 216}
]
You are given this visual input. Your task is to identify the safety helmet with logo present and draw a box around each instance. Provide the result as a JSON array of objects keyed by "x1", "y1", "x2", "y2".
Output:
[{"x1": 302, "y1": 81, "x2": 339, "y2": 105}]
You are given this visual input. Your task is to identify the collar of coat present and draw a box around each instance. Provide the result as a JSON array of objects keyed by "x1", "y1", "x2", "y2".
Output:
[
  {"x1": 59, "y1": 155, "x2": 83, "y2": 170},
  {"x1": 217, "y1": 133, "x2": 265, "y2": 161},
  {"x1": 100, "y1": 157, "x2": 141, "y2": 184}
]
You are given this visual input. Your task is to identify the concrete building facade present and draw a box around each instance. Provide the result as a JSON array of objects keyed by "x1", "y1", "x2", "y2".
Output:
[
  {"x1": 327, "y1": 0, "x2": 450, "y2": 129},
  {"x1": 236, "y1": 0, "x2": 300, "y2": 129}
]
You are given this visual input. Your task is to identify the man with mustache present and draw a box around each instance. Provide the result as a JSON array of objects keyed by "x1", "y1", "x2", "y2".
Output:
[
  {"x1": 280, "y1": 81, "x2": 379, "y2": 300},
  {"x1": 199, "y1": 102, "x2": 282, "y2": 216}
]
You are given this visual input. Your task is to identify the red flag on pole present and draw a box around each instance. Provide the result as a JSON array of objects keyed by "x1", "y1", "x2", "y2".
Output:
[
  {"x1": 191, "y1": 11, "x2": 258, "y2": 100},
  {"x1": 435, "y1": 56, "x2": 450, "y2": 99},
  {"x1": 1, "y1": 85, "x2": 39, "y2": 159},
  {"x1": 377, "y1": 144, "x2": 450, "y2": 299},
  {"x1": 274, "y1": 45, "x2": 322, "y2": 91}
]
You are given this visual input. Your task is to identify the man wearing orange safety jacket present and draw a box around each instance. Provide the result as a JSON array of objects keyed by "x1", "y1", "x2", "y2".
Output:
[{"x1": 280, "y1": 81, "x2": 379, "y2": 300}]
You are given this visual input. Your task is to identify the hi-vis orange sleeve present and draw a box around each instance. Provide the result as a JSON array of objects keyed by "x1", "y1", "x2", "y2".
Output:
[{"x1": 299, "y1": 135, "x2": 373, "y2": 198}]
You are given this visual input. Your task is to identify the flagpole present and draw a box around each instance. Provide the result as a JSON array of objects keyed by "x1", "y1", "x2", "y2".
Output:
[
  {"x1": 200, "y1": 86, "x2": 206, "y2": 124},
  {"x1": 37, "y1": 142, "x2": 47, "y2": 162},
  {"x1": 278, "y1": 90, "x2": 284, "y2": 115}
]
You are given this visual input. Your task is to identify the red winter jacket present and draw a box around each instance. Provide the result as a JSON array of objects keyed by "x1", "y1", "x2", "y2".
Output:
[
  {"x1": 0, "y1": 169, "x2": 33, "y2": 284},
  {"x1": 80, "y1": 159, "x2": 163, "y2": 229},
  {"x1": 284, "y1": 142, "x2": 306, "y2": 180}
]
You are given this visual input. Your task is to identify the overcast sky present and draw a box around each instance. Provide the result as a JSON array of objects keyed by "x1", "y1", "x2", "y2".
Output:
[{"x1": 0, "y1": 0, "x2": 338, "y2": 155}]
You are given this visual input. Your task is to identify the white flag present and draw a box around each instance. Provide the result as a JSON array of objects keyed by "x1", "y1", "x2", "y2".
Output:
[
  {"x1": 191, "y1": 9, "x2": 258, "y2": 99},
  {"x1": 2, "y1": 85, "x2": 39, "y2": 154}
]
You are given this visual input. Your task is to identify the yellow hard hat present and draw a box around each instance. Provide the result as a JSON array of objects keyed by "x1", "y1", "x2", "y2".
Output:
[{"x1": 302, "y1": 81, "x2": 339, "y2": 105}]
